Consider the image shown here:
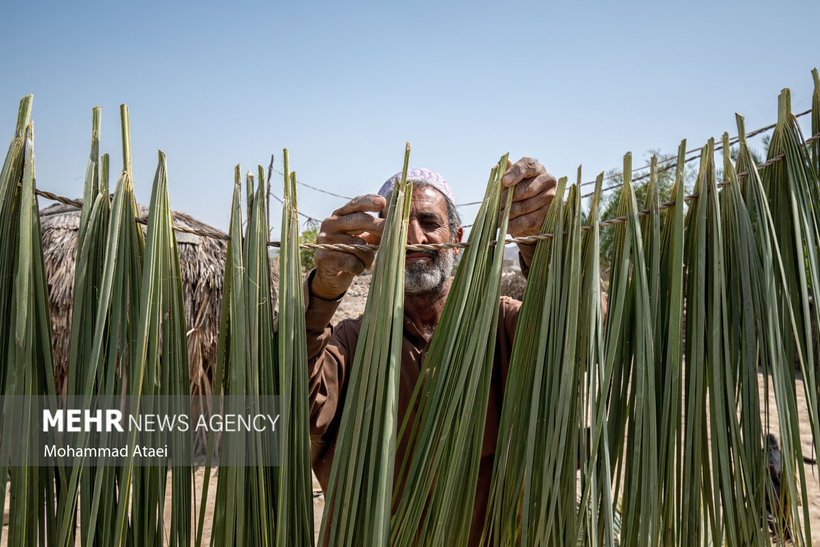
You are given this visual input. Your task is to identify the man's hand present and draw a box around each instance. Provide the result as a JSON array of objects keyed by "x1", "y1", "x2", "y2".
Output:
[
  {"x1": 311, "y1": 194, "x2": 387, "y2": 300},
  {"x1": 500, "y1": 157, "x2": 557, "y2": 270},
  {"x1": 500, "y1": 157, "x2": 557, "y2": 238}
]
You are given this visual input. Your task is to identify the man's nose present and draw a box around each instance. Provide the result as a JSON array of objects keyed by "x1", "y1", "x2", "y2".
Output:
[{"x1": 407, "y1": 220, "x2": 426, "y2": 245}]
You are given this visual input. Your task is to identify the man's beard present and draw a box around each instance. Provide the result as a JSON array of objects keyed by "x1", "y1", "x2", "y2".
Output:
[{"x1": 404, "y1": 249, "x2": 454, "y2": 295}]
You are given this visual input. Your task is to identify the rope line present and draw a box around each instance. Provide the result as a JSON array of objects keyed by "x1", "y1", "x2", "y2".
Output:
[
  {"x1": 30, "y1": 131, "x2": 819, "y2": 251},
  {"x1": 273, "y1": 167, "x2": 488, "y2": 209}
]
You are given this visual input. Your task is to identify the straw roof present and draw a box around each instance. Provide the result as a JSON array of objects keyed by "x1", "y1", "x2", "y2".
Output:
[{"x1": 40, "y1": 202, "x2": 278, "y2": 451}]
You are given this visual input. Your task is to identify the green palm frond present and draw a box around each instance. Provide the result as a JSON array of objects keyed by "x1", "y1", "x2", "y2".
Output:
[
  {"x1": 391, "y1": 155, "x2": 511, "y2": 546},
  {"x1": 321, "y1": 144, "x2": 412, "y2": 547},
  {"x1": 278, "y1": 156, "x2": 315, "y2": 546},
  {"x1": 0, "y1": 96, "x2": 59, "y2": 546}
]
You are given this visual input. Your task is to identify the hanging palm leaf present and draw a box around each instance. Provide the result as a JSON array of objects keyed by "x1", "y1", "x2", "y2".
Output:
[
  {"x1": 65, "y1": 105, "x2": 146, "y2": 547},
  {"x1": 654, "y1": 141, "x2": 686, "y2": 545},
  {"x1": 112, "y1": 148, "x2": 192, "y2": 547},
  {"x1": 483, "y1": 172, "x2": 566, "y2": 545},
  {"x1": 195, "y1": 166, "x2": 236, "y2": 547},
  {"x1": 760, "y1": 89, "x2": 820, "y2": 546},
  {"x1": 720, "y1": 125, "x2": 792, "y2": 544},
  {"x1": 320, "y1": 144, "x2": 412, "y2": 546},
  {"x1": 576, "y1": 172, "x2": 615, "y2": 547},
  {"x1": 391, "y1": 155, "x2": 511, "y2": 546},
  {"x1": 62, "y1": 106, "x2": 110, "y2": 547},
  {"x1": 207, "y1": 157, "x2": 305, "y2": 546},
  {"x1": 0, "y1": 96, "x2": 59, "y2": 547},
  {"x1": 0, "y1": 95, "x2": 33, "y2": 394},
  {"x1": 484, "y1": 171, "x2": 601, "y2": 546},
  {"x1": 209, "y1": 166, "x2": 254, "y2": 546},
  {"x1": 604, "y1": 152, "x2": 659, "y2": 546},
  {"x1": 278, "y1": 153, "x2": 315, "y2": 546}
]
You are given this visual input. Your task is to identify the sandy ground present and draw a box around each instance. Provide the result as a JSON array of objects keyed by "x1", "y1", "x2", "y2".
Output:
[
  {"x1": 330, "y1": 271, "x2": 371, "y2": 323},
  {"x1": 760, "y1": 373, "x2": 820, "y2": 541}
]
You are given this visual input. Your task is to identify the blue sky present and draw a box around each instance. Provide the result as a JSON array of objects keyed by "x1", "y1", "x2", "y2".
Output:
[{"x1": 1, "y1": 0, "x2": 818, "y2": 232}]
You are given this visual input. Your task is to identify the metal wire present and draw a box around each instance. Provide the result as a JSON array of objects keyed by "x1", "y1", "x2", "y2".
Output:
[
  {"x1": 268, "y1": 109, "x2": 812, "y2": 204},
  {"x1": 30, "y1": 131, "x2": 819, "y2": 251},
  {"x1": 578, "y1": 108, "x2": 812, "y2": 191}
]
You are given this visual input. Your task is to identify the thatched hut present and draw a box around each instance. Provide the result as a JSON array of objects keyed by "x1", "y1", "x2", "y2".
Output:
[{"x1": 40, "y1": 202, "x2": 277, "y2": 451}]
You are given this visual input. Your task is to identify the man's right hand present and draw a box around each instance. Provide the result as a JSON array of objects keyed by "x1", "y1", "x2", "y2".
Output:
[{"x1": 311, "y1": 194, "x2": 387, "y2": 300}]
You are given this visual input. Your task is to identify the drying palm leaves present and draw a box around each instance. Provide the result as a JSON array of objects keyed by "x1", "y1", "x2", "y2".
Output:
[
  {"x1": 719, "y1": 125, "x2": 791, "y2": 545},
  {"x1": 112, "y1": 148, "x2": 192, "y2": 547},
  {"x1": 320, "y1": 145, "x2": 412, "y2": 546},
  {"x1": 0, "y1": 97, "x2": 33, "y2": 389},
  {"x1": 767, "y1": 90, "x2": 820, "y2": 463},
  {"x1": 51, "y1": 105, "x2": 195, "y2": 547},
  {"x1": 52, "y1": 104, "x2": 192, "y2": 546},
  {"x1": 0, "y1": 96, "x2": 34, "y2": 403},
  {"x1": 483, "y1": 171, "x2": 604, "y2": 546},
  {"x1": 205, "y1": 154, "x2": 314, "y2": 546},
  {"x1": 652, "y1": 142, "x2": 686, "y2": 546},
  {"x1": 278, "y1": 153, "x2": 315, "y2": 546},
  {"x1": 758, "y1": 88, "x2": 820, "y2": 546},
  {"x1": 0, "y1": 95, "x2": 59, "y2": 546},
  {"x1": 576, "y1": 171, "x2": 615, "y2": 547},
  {"x1": 3, "y1": 68, "x2": 820, "y2": 547},
  {"x1": 603, "y1": 152, "x2": 661, "y2": 546},
  {"x1": 196, "y1": 166, "x2": 243, "y2": 546},
  {"x1": 60, "y1": 105, "x2": 110, "y2": 547},
  {"x1": 390, "y1": 155, "x2": 511, "y2": 546},
  {"x1": 65, "y1": 105, "x2": 147, "y2": 547},
  {"x1": 208, "y1": 166, "x2": 269, "y2": 546}
]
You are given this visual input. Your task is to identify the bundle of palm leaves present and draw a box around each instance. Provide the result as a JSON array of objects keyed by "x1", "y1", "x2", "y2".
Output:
[{"x1": 320, "y1": 144, "x2": 412, "y2": 547}]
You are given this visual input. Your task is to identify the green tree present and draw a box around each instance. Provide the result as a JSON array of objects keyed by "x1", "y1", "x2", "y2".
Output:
[
  {"x1": 299, "y1": 227, "x2": 318, "y2": 270},
  {"x1": 598, "y1": 151, "x2": 679, "y2": 267},
  {"x1": 597, "y1": 140, "x2": 767, "y2": 268}
]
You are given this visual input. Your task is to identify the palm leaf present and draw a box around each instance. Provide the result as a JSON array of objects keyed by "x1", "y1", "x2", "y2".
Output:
[
  {"x1": 576, "y1": 171, "x2": 615, "y2": 547},
  {"x1": 484, "y1": 174, "x2": 569, "y2": 546},
  {"x1": 606, "y1": 153, "x2": 659, "y2": 546},
  {"x1": 655, "y1": 141, "x2": 686, "y2": 545},
  {"x1": 113, "y1": 148, "x2": 191, "y2": 546},
  {"x1": 0, "y1": 97, "x2": 34, "y2": 544},
  {"x1": 321, "y1": 144, "x2": 412, "y2": 546},
  {"x1": 278, "y1": 154, "x2": 315, "y2": 546},
  {"x1": 78, "y1": 106, "x2": 146, "y2": 547},
  {"x1": 391, "y1": 155, "x2": 510, "y2": 546},
  {"x1": 760, "y1": 89, "x2": 820, "y2": 546},
  {"x1": 210, "y1": 166, "x2": 251, "y2": 546},
  {"x1": 1, "y1": 107, "x2": 59, "y2": 546}
]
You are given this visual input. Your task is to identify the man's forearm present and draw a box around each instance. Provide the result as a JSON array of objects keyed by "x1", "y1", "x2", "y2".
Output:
[
  {"x1": 303, "y1": 268, "x2": 355, "y2": 452},
  {"x1": 304, "y1": 269, "x2": 345, "y2": 358}
]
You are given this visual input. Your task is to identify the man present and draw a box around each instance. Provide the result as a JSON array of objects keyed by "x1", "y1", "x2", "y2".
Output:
[{"x1": 305, "y1": 158, "x2": 556, "y2": 542}]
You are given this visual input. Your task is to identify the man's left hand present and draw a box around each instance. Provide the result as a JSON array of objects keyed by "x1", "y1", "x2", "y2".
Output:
[{"x1": 500, "y1": 157, "x2": 557, "y2": 238}]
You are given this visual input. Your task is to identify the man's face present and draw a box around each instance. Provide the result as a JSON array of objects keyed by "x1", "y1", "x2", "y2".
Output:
[{"x1": 403, "y1": 185, "x2": 461, "y2": 295}]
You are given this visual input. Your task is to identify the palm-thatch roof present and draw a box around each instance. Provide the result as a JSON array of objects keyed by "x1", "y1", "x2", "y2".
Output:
[{"x1": 40, "y1": 202, "x2": 277, "y2": 451}]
